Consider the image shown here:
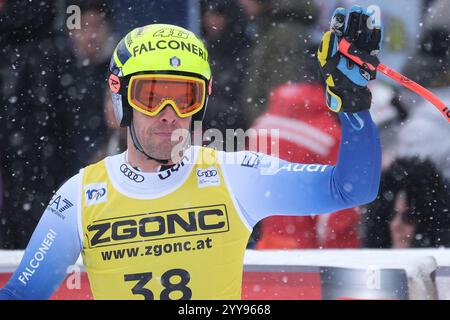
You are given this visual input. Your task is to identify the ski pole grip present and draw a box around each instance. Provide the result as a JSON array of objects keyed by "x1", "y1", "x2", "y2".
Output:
[{"x1": 338, "y1": 38, "x2": 377, "y2": 72}]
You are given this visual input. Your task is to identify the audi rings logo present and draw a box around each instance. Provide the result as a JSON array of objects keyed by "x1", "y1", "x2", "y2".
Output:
[
  {"x1": 196, "y1": 167, "x2": 220, "y2": 188},
  {"x1": 120, "y1": 164, "x2": 145, "y2": 183},
  {"x1": 196, "y1": 169, "x2": 218, "y2": 178}
]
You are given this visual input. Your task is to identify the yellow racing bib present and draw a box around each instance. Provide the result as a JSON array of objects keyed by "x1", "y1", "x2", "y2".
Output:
[{"x1": 80, "y1": 147, "x2": 252, "y2": 299}]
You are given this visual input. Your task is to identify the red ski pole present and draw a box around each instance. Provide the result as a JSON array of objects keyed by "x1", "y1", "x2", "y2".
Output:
[{"x1": 338, "y1": 38, "x2": 450, "y2": 123}]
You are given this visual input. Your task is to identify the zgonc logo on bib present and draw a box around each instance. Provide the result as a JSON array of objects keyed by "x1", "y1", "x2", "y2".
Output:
[{"x1": 86, "y1": 204, "x2": 230, "y2": 248}]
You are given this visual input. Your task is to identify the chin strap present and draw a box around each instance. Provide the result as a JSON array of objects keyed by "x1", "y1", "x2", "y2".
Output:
[{"x1": 129, "y1": 119, "x2": 170, "y2": 165}]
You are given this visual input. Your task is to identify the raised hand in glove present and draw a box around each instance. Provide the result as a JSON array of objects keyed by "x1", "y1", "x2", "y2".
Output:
[{"x1": 317, "y1": 6, "x2": 383, "y2": 113}]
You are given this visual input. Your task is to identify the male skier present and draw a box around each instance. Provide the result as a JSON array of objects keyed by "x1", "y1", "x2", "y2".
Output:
[{"x1": 0, "y1": 6, "x2": 382, "y2": 299}]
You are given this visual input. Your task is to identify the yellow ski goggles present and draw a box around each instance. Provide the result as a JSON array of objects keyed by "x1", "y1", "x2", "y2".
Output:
[{"x1": 127, "y1": 74, "x2": 207, "y2": 118}]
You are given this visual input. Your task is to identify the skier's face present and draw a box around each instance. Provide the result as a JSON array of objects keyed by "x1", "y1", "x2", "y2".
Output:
[{"x1": 131, "y1": 105, "x2": 191, "y2": 162}]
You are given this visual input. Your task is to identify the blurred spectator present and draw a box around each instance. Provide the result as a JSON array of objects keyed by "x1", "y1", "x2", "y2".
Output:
[
  {"x1": 403, "y1": 0, "x2": 450, "y2": 89},
  {"x1": 0, "y1": 1, "x2": 77, "y2": 248},
  {"x1": 394, "y1": 0, "x2": 450, "y2": 181},
  {"x1": 109, "y1": 0, "x2": 201, "y2": 38},
  {"x1": 67, "y1": 0, "x2": 116, "y2": 167},
  {"x1": 200, "y1": 0, "x2": 251, "y2": 134},
  {"x1": 238, "y1": 0, "x2": 267, "y2": 41},
  {"x1": 361, "y1": 157, "x2": 450, "y2": 248},
  {"x1": 240, "y1": 0, "x2": 319, "y2": 129},
  {"x1": 250, "y1": 81, "x2": 361, "y2": 249},
  {"x1": 239, "y1": 0, "x2": 266, "y2": 18}
]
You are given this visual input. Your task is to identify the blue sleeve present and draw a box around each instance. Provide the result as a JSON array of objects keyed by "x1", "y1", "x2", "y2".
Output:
[
  {"x1": 0, "y1": 174, "x2": 82, "y2": 300},
  {"x1": 223, "y1": 111, "x2": 381, "y2": 227}
]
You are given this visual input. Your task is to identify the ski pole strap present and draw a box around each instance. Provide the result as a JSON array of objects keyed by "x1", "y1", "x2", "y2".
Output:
[{"x1": 338, "y1": 38, "x2": 379, "y2": 76}]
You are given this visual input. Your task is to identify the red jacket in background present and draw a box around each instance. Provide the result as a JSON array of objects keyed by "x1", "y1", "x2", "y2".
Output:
[{"x1": 250, "y1": 82, "x2": 360, "y2": 249}]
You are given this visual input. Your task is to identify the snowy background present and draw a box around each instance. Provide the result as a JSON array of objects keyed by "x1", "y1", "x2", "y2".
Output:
[{"x1": 0, "y1": 0, "x2": 449, "y2": 253}]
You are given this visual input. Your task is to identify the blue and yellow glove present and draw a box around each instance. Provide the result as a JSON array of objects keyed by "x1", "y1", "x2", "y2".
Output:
[{"x1": 318, "y1": 6, "x2": 383, "y2": 113}]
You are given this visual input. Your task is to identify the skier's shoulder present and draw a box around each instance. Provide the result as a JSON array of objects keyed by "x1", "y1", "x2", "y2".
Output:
[
  {"x1": 82, "y1": 152, "x2": 120, "y2": 171},
  {"x1": 54, "y1": 172, "x2": 82, "y2": 200},
  {"x1": 55, "y1": 153, "x2": 118, "y2": 197}
]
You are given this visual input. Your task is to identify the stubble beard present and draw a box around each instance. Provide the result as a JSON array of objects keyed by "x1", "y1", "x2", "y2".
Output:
[{"x1": 141, "y1": 125, "x2": 190, "y2": 162}]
